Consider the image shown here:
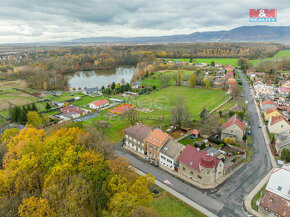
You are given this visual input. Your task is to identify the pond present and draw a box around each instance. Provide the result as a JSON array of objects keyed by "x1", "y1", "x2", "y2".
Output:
[{"x1": 68, "y1": 66, "x2": 136, "y2": 89}]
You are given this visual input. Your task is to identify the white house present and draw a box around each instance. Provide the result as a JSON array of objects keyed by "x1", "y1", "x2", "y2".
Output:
[
  {"x1": 88, "y1": 99, "x2": 109, "y2": 109},
  {"x1": 260, "y1": 164, "x2": 290, "y2": 217},
  {"x1": 159, "y1": 139, "x2": 185, "y2": 170}
]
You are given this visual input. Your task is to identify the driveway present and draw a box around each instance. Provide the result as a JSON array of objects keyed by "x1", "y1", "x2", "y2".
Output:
[
  {"x1": 115, "y1": 69, "x2": 272, "y2": 216},
  {"x1": 74, "y1": 111, "x2": 99, "y2": 122}
]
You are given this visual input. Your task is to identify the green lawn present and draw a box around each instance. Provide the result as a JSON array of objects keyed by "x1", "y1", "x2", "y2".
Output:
[
  {"x1": 133, "y1": 86, "x2": 228, "y2": 120},
  {"x1": 0, "y1": 117, "x2": 6, "y2": 124},
  {"x1": 249, "y1": 49, "x2": 290, "y2": 66},
  {"x1": 251, "y1": 184, "x2": 267, "y2": 211},
  {"x1": 71, "y1": 95, "x2": 108, "y2": 108},
  {"x1": 0, "y1": 110, "x2": 9, "y2": 118},
  {"x1": 44, "y1": 92, "x2": 85, "y2": 102},
  {"x1": 165, "y1": 58, "x2": 239, "y2": 67},
  {"x1": 152, "y1": 189, "x2": 206, "y2": 217}
]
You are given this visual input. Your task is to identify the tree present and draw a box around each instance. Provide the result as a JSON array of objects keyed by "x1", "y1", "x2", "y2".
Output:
[
  {"x1": 123, "y1": 108, "x2": 138, "y2": 126},
  {"x1": 18, "y1": 197, "x2": 56, "y2": 217},
  {"x1": 31, "y1": 103, "x2": 38, "y2": 112},
  {"x1": 111, "y1": 82, "x2": 116, "y2": 90},
  {"x1": 281, "y1": 149, "x2": 290, "y2": 163},
  {"x1": 18, "y1": 107, "x2": 28, "y2": 124},
  {"x1": 160, "y1": 74, "x2": 171, "y2": 88},
  {"x1": 27, "y1": 111, "x2": 43, "y2": 128},
  {"x1": 130, "y1": 206, "x2": 160, "y2": 217},
  {"x1": 211, "y1": 61, "x2": 215, "y2": 66},
  {"x1": 237, "y1": 57, "x2": 249, "y2": 72},
  {"x1": 198, "y1": 113, "x2": 220, "y2": 136},
  {"x1": 200, "y1": 106, "x2": 208, "y2": 120},
  {"x1": 45, "y1": 102, "x2": 51, "y2": 110},
  {"x1": 189, "y1": 75, "x2": 197, "y2": 87},
  {"x1": 203, "y1": 78, "x2": 210, "y2": 88},
  {"x1": 170, "y1": 96, "x2": 190, "y2": 129},
  {"x1": 230, "y1": 85, "x2": 241, "y2": 98}
]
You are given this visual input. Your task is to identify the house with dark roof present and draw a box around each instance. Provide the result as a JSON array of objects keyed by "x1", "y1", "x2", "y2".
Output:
[
  {"x1": 268, "y1": 115, "x2": 290, "y2": 134},
  {"x1": 146, "y1": 129, "x2": 170, "y2": 161},
  {"x1": 82, "y1": 87, "x2": 100, "y2": 95},
  {"x1": 124, "y1": 124, "x2": 152, "y2": 155},
  {"x1": 221, "y1": 115, "x2": 246, "y2": 142},
  {"x1": 178, "y1": 145, "x2": 224, "y2": 185},
  {"x1": 159, "y1": 139, "x2": 185, "y2": 171},
  {"x1": 260, "y1": 164, "x2": 290, "y2": 217}
]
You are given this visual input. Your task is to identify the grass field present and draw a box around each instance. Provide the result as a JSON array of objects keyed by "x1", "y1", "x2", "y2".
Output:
[
  {"x1": 164, "y1": 49, "x2": 290, "y2": 67},
  {"x1": 152, "y1": 188, "x2": 206, "y2": 217},
  {"x1": 0, "y1": 89, "x2": 39, "y2": 110},
  {"x1": 71, "y1": 95, "x2": 108, "y2": 108},
  {"x1": 251, "y1": 184, "x2": 267, "y2": 211},
  {"x1": 44, "y1": 92, "x2": 85, "y2": 102},
  {"x1": 133, "y1": 86, "x2": 228, "y2": 119}
]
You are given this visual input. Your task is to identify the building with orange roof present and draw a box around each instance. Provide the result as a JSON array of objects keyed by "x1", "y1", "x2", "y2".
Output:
[
  {"x1": 260, "y1": 99, "x2": 277, "y2": 111},
  {"x1": 268, "y1": 115, "x2": 290, "y2": 134},
  {"x1": 221, "y1": 115, "x2": 246, "y2": 142},
  {"x1": 265, "y1": 107, "x2": 282, "y2": 121},
  {"x1": 146, "y1": 129, "x2": 170, "y2": 161}
]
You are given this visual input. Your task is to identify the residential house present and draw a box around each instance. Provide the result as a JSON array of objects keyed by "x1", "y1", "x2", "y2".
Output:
[
  {"x1": 279, "y1": 87, "x2": 290, "y2": 96},
  {"x1": 178, "y1": 145, "x2": 224, "y2": 185},
  {"x1": 146, "y1": 129, "x2": 170, "y2": 161},
  {"x1": 82, "y1": 87, "x2": 100, "y2": 95},
  {"x1": 159, "y1": 139, "x2": 185, "y2": 171},
  {"x1": 189, "y1": 129, "x2": 200, "y2": 138},
  {"x1": 274, "y1": 130, "x2": 290, "y2": 155},
  {"x1": 131, "y1": 82, "x2": 139, "y2": 89},
  {"x1": 124, "y1": 124, "x2": 152, "y2": 155},
  {"x1": 281, "y1": 81, "x2": 290, "y2": 88},
  {"x1": 260, "y1": 99, "x2": 277, "y2": 112},
  {"x1": 60, "y1": 105, "x2": 85, "y2": 120},
  {"x1": 229, "y1": 104, "x2": 244, "y2": 112},
  {"x1": 227, "y1": 77, "x2": 237, "y2": 86},
  {"x1": 268, "y1": 115, "x2": 290, "y2": 134},
  {"x1": 215, "y1": 63, "x2": 222, "y2": 67},
  {"x1": 225, "y1": 71, "x2": 234, "y2": 78},
  {"x1": 260, "y1": 164, "x2": 290, "y2": 217},
  {"x1": 221, "y1": 115, "x2": 246, "y2": 142},
  {"x1": 88, "y1": 99, "x2": 109, "y2": 109},
  {"x1": 265, "y1": 107, "x2": 282, "y2": 121}
]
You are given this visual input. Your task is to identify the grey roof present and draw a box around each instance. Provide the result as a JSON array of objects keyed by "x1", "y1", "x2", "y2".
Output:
[
  {"x1": 86, "y1": 87, "x2": 99, "y2": 93},
  {"x1": 275, "y1": 130, "x2": 290, "y2": 149},
  {"x1": 205, "y1": 147, "x2": 220, "y2": 156},
  {"x1": 160, "y1": 139, "x2": 184, "y2": 159},
  {"x1": 125, "y1": 124, "x2": 151, "y2": 141}
]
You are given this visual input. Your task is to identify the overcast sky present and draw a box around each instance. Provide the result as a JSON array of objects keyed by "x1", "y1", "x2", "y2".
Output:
[{"x1": 1, "y1": 0, "x2": 289, "y2": 43}]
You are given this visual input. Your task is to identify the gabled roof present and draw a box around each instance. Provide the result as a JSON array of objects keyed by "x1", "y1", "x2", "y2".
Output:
[
  {"x1": 125, "y1": 124, "x2": 151, "y2": 142},
  {"x1": 160, "y1": 139, "x2": 184, "y2": 159},
  {"x1": 190, "y1": 129, "x2": 200, "y2": 136},
  {"x1": 229, "y1": 104, "x2": 244, "y2": 112},
  {"x1": 261, "y1": 99, "x2": 276, "y2": 107},
  {"x1": 146, "y1": 129, "x2": 169, "y2": 148},
  {"x1": 88, "y1": 99, "x2": 109, "y2": 107},
  {"x1": 179, "y1": 145, "x2": 219, "y2": 172},
  {"x1": 265, "y1": 107, "x2": 280, "y2": 115},
  {"x1": 61, "y1": 105, "x2": 83, "y2": 114},
  {"x1": 280, "y1": 87, "x2": 290, "y2": 93},
  {"x1": 275, "y1": 130, "x2": 290, "y2": 149},
  {"x1": 270, "y1": 115, "x2": 289, "y2": 126},
  {"x1": 222, "y1": 115, "x2": 245, "y2": 131}
]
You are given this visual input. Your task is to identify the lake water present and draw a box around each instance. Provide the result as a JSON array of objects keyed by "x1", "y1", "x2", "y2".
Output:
[{"x1": 68, "y1": 66, "x2": 136, "y2": 89}]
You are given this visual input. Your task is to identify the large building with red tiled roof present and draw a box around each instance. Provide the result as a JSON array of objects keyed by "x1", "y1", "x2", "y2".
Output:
[
  {"x1": 268, "y1": 115, "x2": 290, "y2": 134},
  {"x1": 146, "y1": 129, "x2": 170, "y2": 161},
  {"x1": 178, "y1": 145, "x2": 224, "y2": 185},
  {"x1": 260, "y1": 164, "x2": 290, "y2": 217},
  {"x1": 221, "y1": 115, "x2": 246, "y2": 142}
]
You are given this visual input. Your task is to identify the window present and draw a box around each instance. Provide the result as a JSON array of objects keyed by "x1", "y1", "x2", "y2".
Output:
[
  {"x1": 138, "y1": 141, "x2": 140, "y2": 144},
  {"x1": 155, "y1": 147, "x2": 158, "y2": 151},
  {"x1": 141, "y1": 143, "x2": 144, "y2": 146},
  {"x1": 167, "y1": 159, "x2": 172, "y2": 164},
  {"x1": 183, "y1": 167, "x2": 186, "y2": 170},
  {"x1": 198, "y1": 175, "x2": 202, "y2": 179},
  {"x1": 190, "y1": 171, "x2": 193, "y2": 175},
  {"x1": 161, "y1": 156, "x2": 166, "y2": 160},
  {"x1": 207, "y1": 171, "x2": 210, "y2": 174},
  {"x1": 277, "y1": 186, "x2": 282, "y2": 191}
]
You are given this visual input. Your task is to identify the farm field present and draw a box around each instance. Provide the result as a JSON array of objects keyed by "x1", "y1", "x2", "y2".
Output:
[
  {"x1": 0, "y1": 88, "x2": 39, "y2": 111},
  {"x1": 133, "y1": 86, "x2": 228, "y2": 119}
]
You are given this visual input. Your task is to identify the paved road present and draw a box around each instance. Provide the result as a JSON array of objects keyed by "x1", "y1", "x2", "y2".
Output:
[
  {"x1": 74, "y1": 111, "x2": 99, "y2": 122},
  {"x1": 115, "y1": 70, "x2": 272, "y2": 217}
]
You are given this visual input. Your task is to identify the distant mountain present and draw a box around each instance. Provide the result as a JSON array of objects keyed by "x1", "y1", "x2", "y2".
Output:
[{"x1": 70, "y1": 26, "x2": 290, "y2": 44}]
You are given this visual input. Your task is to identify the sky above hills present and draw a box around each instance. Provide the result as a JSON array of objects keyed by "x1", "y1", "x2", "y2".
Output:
[{"x1": 1, "y1": 0, "x2": 290, "y2": 43}]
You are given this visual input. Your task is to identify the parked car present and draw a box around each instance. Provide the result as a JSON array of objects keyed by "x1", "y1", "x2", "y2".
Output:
[
  {"x1": 151, "y1": 161, "x2": 159, "y2": 167},
  {"x1": 248, "y1": 131, "x2": 252, "y2": 135},
  {"x1": 144, "y1": 156, "x2": 150, "y2": 162},
  {"x1": 258, "y1": 124, "x2": 262, "y2": 128}
]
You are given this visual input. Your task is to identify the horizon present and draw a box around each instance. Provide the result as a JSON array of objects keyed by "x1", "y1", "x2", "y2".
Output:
[{"x1": 1, "y1": 0, "x2": 290, "y2": 43}]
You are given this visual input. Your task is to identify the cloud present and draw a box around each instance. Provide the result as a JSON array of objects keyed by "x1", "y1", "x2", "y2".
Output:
[{"x1": 0, "y1": 0, "x2": 289, "y2": 43}]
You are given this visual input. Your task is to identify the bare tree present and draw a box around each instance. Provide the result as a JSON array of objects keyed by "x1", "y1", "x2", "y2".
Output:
[
  {"x1": 170, "y1": 96, "x2": 190, "y2": 129},
  {"x1": 123, "y1": 108, "x2": 138, "y2": 126}
]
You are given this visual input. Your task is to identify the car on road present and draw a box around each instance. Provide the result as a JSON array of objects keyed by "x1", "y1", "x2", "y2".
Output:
[
  {"x1": 144, "y1": 156, "x2": 150, "y2": 162},
  {"x1": 258, "y1": 124, "x2": 262, "y2": 128},
  {"x1": 151, "y1": 161, "x2": 159, "y2": 167}
]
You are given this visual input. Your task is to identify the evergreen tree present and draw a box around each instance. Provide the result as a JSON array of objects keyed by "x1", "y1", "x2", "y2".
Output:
[
  {"x1": 19, "y1": 107, "x2": 28, "y2": 125},
  {"x1": 211, "y1": 61, "x2": 215, "y2": 66},
  {"x1": 11, "y1": 106, "x2": 19, "y2": 122},
  {"x1": 200, "y1": 106, "x2": 208, "y2": 120},
  {"x1": 45, "y1": 102, "x2": 52, "y2": 110},
  {"x1": 111, "y1": 82, "x2": 116, "y2": 90},
  {"x1": 26, "y1": 104, "x2": 31, "y2": 111},
  {"x1": 31, "y1": 103, "x2": 38, "y2": 111}
]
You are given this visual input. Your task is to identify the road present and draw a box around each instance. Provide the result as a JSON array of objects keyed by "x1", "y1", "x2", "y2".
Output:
[
  {"x1": 115, "y1": 70, "x2": 272, "y2": 217},
  {"x1": 74, "y1": 111, "x2": 99, "y2": 122}
]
